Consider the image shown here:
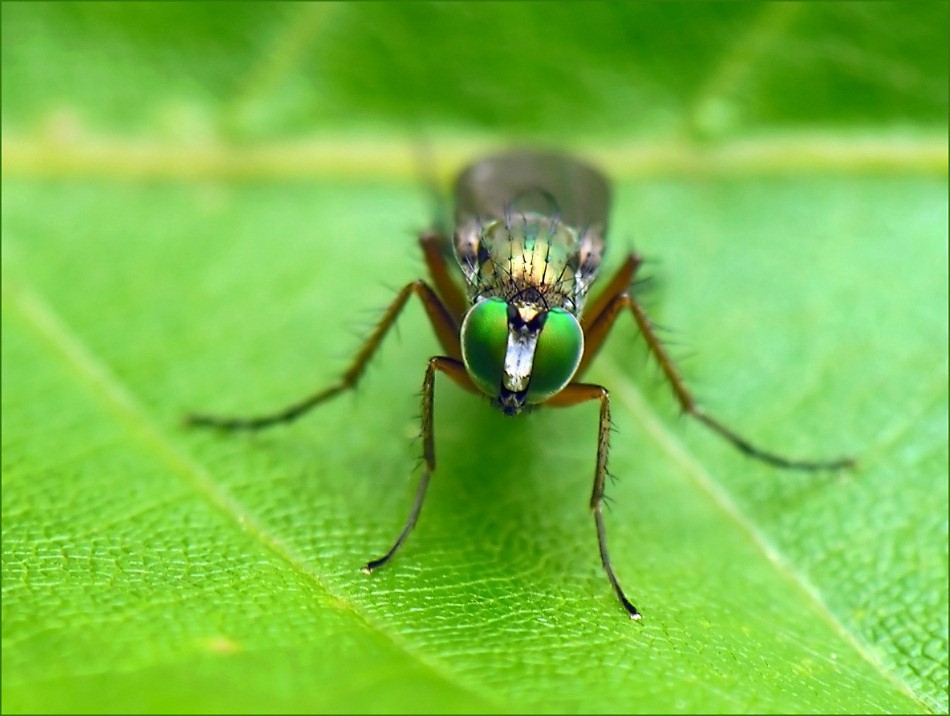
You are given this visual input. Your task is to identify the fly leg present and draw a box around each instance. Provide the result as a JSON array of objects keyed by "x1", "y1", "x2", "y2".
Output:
[
  {"x1": 185, "y1": 278, "x2": 466, "y2": 431},
  {"x1": 364, "y1": 356, "x2": 474, "y2": 572},
  {"x1": 579, "y1": 254, "x2": 853, "y2": 470},
  {"x1": 545, "y1": 383, "x2": 641, "y2": 619}
]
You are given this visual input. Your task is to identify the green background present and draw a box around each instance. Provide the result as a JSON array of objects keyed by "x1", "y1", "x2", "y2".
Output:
[{"x1": 2, "y1": 2, "x2": 947, "y2": 713}]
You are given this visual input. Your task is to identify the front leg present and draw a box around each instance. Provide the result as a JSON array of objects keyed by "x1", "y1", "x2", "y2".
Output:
[
  {"x1": 363, "y1": 356, "x2": 474, "y2": 573},
  {"x1": 545, "y1": 382, "x2": 642, "y2": 619}
]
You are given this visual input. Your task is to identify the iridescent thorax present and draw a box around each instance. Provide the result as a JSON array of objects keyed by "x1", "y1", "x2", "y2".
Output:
[{"x1": 455, "y1": 212, "x2": 603, "y2": 314}]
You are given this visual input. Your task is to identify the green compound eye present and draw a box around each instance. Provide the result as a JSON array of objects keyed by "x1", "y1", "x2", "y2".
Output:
[
  {"x1": 461, "y1": 297, "x2": 509, "y2": 397},
  {"x1": 526, "y1": 308, "x2": 584, "y2": 403}
]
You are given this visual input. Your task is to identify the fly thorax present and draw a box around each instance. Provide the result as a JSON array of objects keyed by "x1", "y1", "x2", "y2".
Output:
[
  {"x1": 502, "y1": 303, "x2": 545, "y2": 393},
  {"x1": 455, "y1": 213, "x2": 590, "y2": 311}
]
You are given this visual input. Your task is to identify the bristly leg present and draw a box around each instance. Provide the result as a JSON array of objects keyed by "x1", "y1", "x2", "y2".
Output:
[
  {"x1": 184, "y1": 279, "x2": 464, "y2": 432},
  {"x1": 545, "y1": 382, "x2": 642, "y2": 619},
  {"x1": 579, "y1": 254, "x2": 854, "y2": 471},
  {"x1": 363, "y1": 356, "x2": 470, "y2": 573}
]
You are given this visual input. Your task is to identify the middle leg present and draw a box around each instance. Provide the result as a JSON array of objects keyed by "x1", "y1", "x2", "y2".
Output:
[
  {"x1": 576, "y1": 256, "x2": 853, "y2": 470},
  {"x1": 185, "y1": 279, "x2": 466, "y2": 432}
]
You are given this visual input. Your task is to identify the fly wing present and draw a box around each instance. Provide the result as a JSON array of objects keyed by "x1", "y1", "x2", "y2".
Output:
[{"x1": 454, "y1": 150, "x2": 611, "y2": 233}]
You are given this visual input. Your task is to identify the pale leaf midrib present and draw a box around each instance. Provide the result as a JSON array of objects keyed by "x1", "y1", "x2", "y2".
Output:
[{"x1": 1, "y1": 132, "x2": 946, "y2": 183}]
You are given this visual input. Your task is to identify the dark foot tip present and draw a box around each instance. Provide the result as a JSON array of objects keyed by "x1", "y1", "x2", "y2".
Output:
[
  {"x1": 362, "y1": 556, "x2": 388, "y2": 574},
  {"x1": 619, "y1": 595, "x2": 642, "y2": 620}
]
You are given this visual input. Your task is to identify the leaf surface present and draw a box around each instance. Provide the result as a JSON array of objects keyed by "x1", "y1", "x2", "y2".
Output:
[{"x1": 2, "y1": 3, "x2": 947, "y2": 713}]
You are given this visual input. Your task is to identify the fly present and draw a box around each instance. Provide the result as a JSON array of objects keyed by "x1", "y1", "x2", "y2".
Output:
[{"x1": 187, "y1": 150, "x2": 852, "y2": 619}]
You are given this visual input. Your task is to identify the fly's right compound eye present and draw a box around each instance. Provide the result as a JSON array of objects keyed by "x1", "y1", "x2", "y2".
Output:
[{"x1": 461, "y1": 297, "x2": 508, "y2": 397}]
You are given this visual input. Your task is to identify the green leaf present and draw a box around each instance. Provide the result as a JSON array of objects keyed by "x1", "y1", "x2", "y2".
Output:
[{"x1": 2, "y1": 2, "x2": 946, "y2": 713}]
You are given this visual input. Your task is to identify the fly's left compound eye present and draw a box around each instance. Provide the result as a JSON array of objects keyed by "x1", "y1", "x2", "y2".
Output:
[
  {"x1": 526, "y1": 308, "x2": 584, "y2": 403},
  {"x1": 461, "y1": 297, "x2": 509, "y2": 397}
]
